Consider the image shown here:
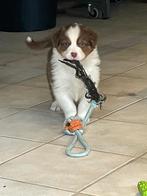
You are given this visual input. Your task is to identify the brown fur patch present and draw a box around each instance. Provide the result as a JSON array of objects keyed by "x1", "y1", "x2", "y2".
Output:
[
  {"x1": 46, "y1": 48, "x2": 55, "y2": 100},
  {"x1": 52, "y1": 24, "x2": 97, "y2": 57},
  {"x1": 77, "y1": 25, "x2": 97, "y2": 56},
  {"x1": 53, "y1": 27, "x2": 70, "y2": 54},
  {"x1": 53, "y1": 23, "x2": 81, "y2": 54}
]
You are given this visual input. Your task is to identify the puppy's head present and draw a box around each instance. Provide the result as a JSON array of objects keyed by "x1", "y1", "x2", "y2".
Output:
[{"x1": 53, "y1": 23, "x2": 97, "y2": 61}]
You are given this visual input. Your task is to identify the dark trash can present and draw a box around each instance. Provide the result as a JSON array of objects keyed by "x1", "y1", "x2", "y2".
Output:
[{"x1": 0, "y1": 0, "x2": 57, "y2": 32}]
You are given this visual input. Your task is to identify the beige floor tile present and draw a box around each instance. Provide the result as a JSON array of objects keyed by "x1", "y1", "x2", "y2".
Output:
[
  {"x1": 100, "y1": 76, "x2": 147, "y2": 98},
  {"x1": 121, "y1": 63, "x2": 147, "y2": 79},
  {"x1": 30, "y1": 101, "x2": 53, "y2": 113},
  {"x1": 0, "y1": 144, "x2": 129, "y2": 192},
  {"x1": 0, "y1": 178, "x2": 73, "y2": 196},
  {"x1": 99, "y1": 45, "x2": 118, "y2": 56},
  {"x1": 18, "y1": 75, "x2": 49, "y2": 89},
  {"x1": 73, "y1": 194, "x2": 92, "y2": 196},
  {"x1": 8, "y1": 54, "x2": 47, "y2": 70},
  {"x1": 101, "y1": 44, "x2": 147, "y2": 75},
  {"x1": 52, "y1": 119, "x2": 147, "y2": 156},
  {"x1": 100, "y1": 74, "x2": 112, "y2": 81},
  {"x1": 86, "y1": 120, "x2": 147, "y2": 156},
  {"x1": 0, "y1": 83, "x2": 8, "y2": 88},
  {"x1": 0, "y1": 85, "x2": 51, "y2": 109},
  {"x1": 92, "y1": 94, "x2": 138, "y2": 118},
  {"x1": 0, "y1": 52, "x2": 29, "y2": 65},
  {"x1": 0, "y1": 107, "x2": 22, "y2": 120},
  {"x1": 0, "y1": 31, "x2": 51, "y2": 54},
  {"x1": 82, "y1": 158, "x2": 147, "y2": 196},
  {"x1": 97, "y1": 25, "x2": 143, "y2": 48},
  {"x1": 0, "y1": 53, "x2": 47, "y2": 84},
  {"x1": 109, "y1": 36, "x2": 143, "y2": 50},
  {"x1": 0, "y1": 110, "x2": 64, "y2": 142},
  {"x1": 100, "y1": 59, "x2": 145, "y2": 75},
  {"x1": 106, "y1": 99, "x2": 147, "y2": 125},
  {"x1": 126, "y1": 43, "x2": 147, "y2": 56},
  {"x1": 0, "y1": 137, "x2": 40, "y2": 164},
  {"x1": 142, "y1": 153, "x2": 147, "y2": 159},
  {"x1": 103, "y1": 43, "x2": 147, "y2": 62},
  {"x1": 0, "y1": 65, "x2": 44, "y2": 84}
]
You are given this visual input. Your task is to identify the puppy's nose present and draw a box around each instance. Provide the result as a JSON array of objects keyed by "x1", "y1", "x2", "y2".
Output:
[{"x1": 71, "y1": 52, "x2": 77, "y2": 58}]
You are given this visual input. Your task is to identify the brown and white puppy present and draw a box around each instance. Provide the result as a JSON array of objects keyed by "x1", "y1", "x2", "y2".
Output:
[{"x1": 26, "y1": 23, "x2": 100, "y2": 121}]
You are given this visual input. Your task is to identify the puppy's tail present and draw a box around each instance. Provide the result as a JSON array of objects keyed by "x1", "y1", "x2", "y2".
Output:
[{"x1": 26, "y1": 36, "x2": 52, "y2": 50}]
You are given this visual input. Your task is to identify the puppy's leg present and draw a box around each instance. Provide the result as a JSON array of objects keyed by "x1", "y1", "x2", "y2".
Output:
[
  {"x1": 50, "y1": 100, "x2": 61, "y2": 112},
  {"x1": 54, "y1": 93, "x2": 77, "y2": 119}
]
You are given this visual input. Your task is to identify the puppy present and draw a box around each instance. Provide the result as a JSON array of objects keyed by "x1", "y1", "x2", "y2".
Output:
[{"x1": 26, "y1": 23, "x2": 100, "y2": 122}]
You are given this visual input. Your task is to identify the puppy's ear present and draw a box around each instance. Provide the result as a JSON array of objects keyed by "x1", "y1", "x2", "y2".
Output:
[
  {"x1": 80, "y1": 25, "x2": 98, "y2": 48},
  {"x1": 52, "y1": 27, "x2": 65, "y2": 47}
]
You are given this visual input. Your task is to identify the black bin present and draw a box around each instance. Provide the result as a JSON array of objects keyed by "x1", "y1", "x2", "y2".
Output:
[{"x1": 0, "y1": 0, "x2": 57, "y2": 32}]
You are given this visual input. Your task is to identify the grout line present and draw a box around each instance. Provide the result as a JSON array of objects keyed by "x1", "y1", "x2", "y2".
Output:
[
  {"x1": 12, "y1": 73, "x2": 46, "y2": 86},
  {"x1": 50, "y1": 142, "x2": 133, "y2": 158},
  {"x1": 0, "y1": 109, "x2": 27, "y2": 121},
  {"x1": 0, "y1": 143, "x2": 46, "y2": 167},
  {"x1": 119, "y1": 62, "x2": 146, "y2": 73},
  {"x1": 141, "y1": 156, "x2": 147, "y2": 161},
  {"x1": 0, "y1": 136, "x2": 45, "y2": 144},
  {"x1": 1, "y1": 55, "x2": 31, "y2": 65},
  {"x1": 102, "y1": 118, "x2": 147, "y2": 126},
  {"x1": 28, "y1": 99, "x2": 51, "y2": 110},
  {"x1": 6, "y1": 75, "x2": 46, "y2": 87},
  {"x1": 76, "y1": 151, "x2": 147, "y2": 194},
  {"x1": 0, "y1": 134, "x2": 65, "y2": 166},
  {"x1": 0, "y1": 99, "x2": 52, "y2": 121},
  {"x1": 72, "y1": 193, "x2": 95, "y2": 196},
  {"x1": 100, "y1": 41, "x2": 135, "y2": 56},
  {"x1": 0, "y1": 176, "x2": 75, "y2": 194},
  {"x1": 0, "y1": 84, "x2": 9, "y2": 89},
  {"x1": 101, "y1": 62, "x2": 146, "y2": 81},
  {"x1": 100, "y1": 36, "x2": 147, "y2": 57}
]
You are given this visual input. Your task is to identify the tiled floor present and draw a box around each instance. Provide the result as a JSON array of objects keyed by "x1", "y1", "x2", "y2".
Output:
[{"x1": 0, "y1": 1, "x2": 147, "y2": 196}]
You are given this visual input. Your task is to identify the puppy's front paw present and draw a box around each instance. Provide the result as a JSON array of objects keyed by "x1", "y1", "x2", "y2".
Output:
[{"x1": 50, "y1": 101, "x2": 62, "y2": 112}]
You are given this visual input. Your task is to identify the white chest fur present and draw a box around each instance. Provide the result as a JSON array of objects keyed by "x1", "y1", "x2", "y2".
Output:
[{"x1": 51, "y1": 48, "x2": 100, "y2": 102}]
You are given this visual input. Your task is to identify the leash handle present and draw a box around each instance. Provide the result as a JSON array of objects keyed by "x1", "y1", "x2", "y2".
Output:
[
  {"x1": 84, "y1": 100, "x2": 97, "y2": 126},
  {"x1": 64, "y1": 116, "x2": 90, "y2": 158},
  {"x1": 65, "y1": 130, "x2": 90, "y2": 158},
  {"x1": 64, "y1": 101, "x2": 97, "y2": 158}
]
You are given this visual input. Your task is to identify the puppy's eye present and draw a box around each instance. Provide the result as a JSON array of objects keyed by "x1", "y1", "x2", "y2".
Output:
[
  {"x1": 60, "y1": 41, "x2": 70, "y2": 48},
  {"x1": 78, "y1": 40, "x2": 89, "y2": 48}
]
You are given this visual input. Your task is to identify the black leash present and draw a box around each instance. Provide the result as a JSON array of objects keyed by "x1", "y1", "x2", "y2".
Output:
[
  {"x1": 59, "y1": 59, "x2": 106, "y2": 109},
  {"x1": 59, "y1": 59, "x2": 106, "y2": 157}
]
